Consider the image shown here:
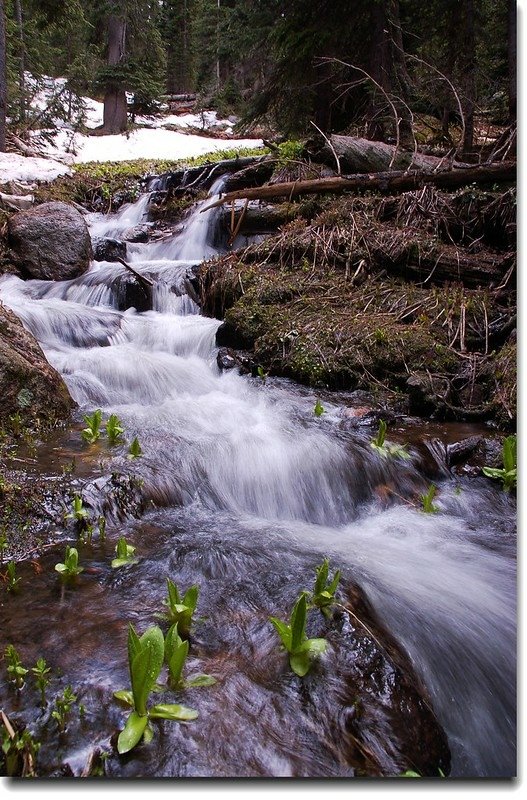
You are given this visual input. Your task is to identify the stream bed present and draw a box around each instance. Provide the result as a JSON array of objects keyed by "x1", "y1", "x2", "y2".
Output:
[{"x1": 0, "y1": 182, "x2": 517, "y2": 778}]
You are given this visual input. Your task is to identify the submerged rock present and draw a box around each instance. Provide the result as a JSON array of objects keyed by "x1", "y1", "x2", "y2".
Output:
[{"x1": 8, "y1": 201, "x2": 92, "y2": 280}]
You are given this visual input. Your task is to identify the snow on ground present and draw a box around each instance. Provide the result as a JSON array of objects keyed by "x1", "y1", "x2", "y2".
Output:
[
  {"x1": 1, "y1": 76, "x2": 263, "y2": 181},
  {"x1": 0, "y1": 152, "x2": 71, "y2": 183},
  {"x1": 37, "y1": 126, "x2": 262, "y2": 164}
]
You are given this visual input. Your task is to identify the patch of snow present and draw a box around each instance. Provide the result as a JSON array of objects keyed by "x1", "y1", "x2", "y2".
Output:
[
  {"x1": 39, "y1": 127, "x2": 263, "y2": 164},
  {"x1": 0, "y1": 152, "x2": 72, "y2": 184}
]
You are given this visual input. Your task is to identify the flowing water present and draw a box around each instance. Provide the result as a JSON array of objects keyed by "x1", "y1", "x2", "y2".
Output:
[{"x1": 0, "y1": 181, "x2": 516, "y2": 778}]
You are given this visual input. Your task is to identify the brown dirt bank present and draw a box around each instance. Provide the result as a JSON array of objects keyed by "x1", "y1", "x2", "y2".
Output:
[{"x1": 199, "y1": 188, "x2": 516, "y2": 429}]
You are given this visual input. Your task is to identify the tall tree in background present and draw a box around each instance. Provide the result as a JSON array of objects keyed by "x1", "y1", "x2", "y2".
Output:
[
  {"x1": 0, "y1": 0, "x2": 6, "y2": 150},
  {"x1": 101, "y1": 10, "x2": 127, "y2": 132},
  {"x1": 162, "y1": 0, "x2": 194, "y2": 94}
]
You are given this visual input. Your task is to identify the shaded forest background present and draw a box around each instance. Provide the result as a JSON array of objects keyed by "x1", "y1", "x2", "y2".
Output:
[{"x1": 0, "y1": 0, "x2": 517, "y2": 150}]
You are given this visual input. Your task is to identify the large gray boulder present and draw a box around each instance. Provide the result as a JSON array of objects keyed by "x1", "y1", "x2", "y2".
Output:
[
  {"x1": 0, "y1": 303, "x2": 75, "y2": 428},
  {"x1": 8, "y1": 201, "x2": 92, "y2": 281}
]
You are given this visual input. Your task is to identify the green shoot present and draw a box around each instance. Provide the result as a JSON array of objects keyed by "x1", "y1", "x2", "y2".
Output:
[
  {"x1": 308, "y1": 558, "x2": 340, "y2": 617},
  {"x1": 52, "y1": 686, "x2": 77, "y2": 732},
  {"x1": 6, "y1": 561, "x2": 21, "y2": 593},
  {"x1": 113, "y1": 624, "x2": 198, "y2": 754},
  {"x1": 106, "y1": 414, "x2": 124, "y2": 445},
  {"x1": 482, "y1": 434, "x2": 517, "y2": 492},
  {"x1": 4, "y1": 645, "x2": 28, "y2": 689},
  {"x1": 98, "y1": 516, "x2": 107, "y2": 542},
  {"x1": 164, "y1": 624, "x2": 216, "y2": 690},
  {"x1": 127, "y1": 436, "x2": 143, "y2": 459},
  {"x1": 421, "y1": 485, "x2": 439, "y2": 513},
  {"x1": 0, "y1": 721, "x2": 40, "y2": 777},
  {"x1": 31, "y1": 658, "x2": 51, "y2": 707},
  {"x1": 370, "y1": 420, "x2": 410, "y2": 460},
  {"x1": 0, "y1": 533, "x2": 8, "y2": 566},
  {"x1": 314, "y1": 399, "x2": 324, "y2": 417},
  {"x1": 65, "y1": 495, "x2": 90, "y2": 529},
  {"x1": 55, "y1": 546, "x2": 84, "y2": 580},
  {"x1": 111, "y1": 536, "x2": 139, "y2": 569},
  {"x1": 269, "y1": 593, "x2": 327, "y2": 677},
  {"x1": 81, "y1": 409, "x2": 103, "y2": 444},
  {"x1": 156, "y1": 579, "x2": 199, "y2": 639},
  {"x1": 257, "y1": 366, "x2": 268, "y2": 383}
]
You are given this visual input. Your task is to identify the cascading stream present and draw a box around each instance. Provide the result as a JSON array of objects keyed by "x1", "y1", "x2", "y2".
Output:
[{"x1": 0, "y1": 180, "x2": 516, "y2": 777}]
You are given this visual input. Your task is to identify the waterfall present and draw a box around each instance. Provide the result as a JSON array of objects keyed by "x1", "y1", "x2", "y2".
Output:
[{"x1": 0, "y1": 181, "x2": 516, "y2": 778}]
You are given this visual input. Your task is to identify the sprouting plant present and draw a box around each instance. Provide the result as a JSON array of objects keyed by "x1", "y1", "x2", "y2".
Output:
[
  {"x1": 156, "y1": 579, "x2": 199, "y2": 639},
  {"x1": 106, "y1": 414, "x2": 124, "y2": 445},
  {"x1": 31, "y1": 658, "x2": 51, "y2": 707},
  {"x1": 256, "y1": 366, "x2": 269, "y2": 383},
  {"x1": 4, "y1": 645, "x2": 28, "y2": 689},
  {"x1": 81, "y1": 409, "x2": 103, "y2": 444},
  {"x1": 164, "y1": 624, "x2": 216, "y2": 691},
  {"x1": 370, "y1": 420, "x2": 410, "y2": 460},
  {"x1": 52, "y1": 685, "x2": 77, "y2": 732},
  {"x1": 0, "y1": 533, "x2": 7, "y2": 566},
  {"x1": 98, "y1": 516, "x2": 106, "y2": 542},
  {"x1": 0, "y1": 715, "x2": 40, "y2": 778},
  {"x1": 9, "y1": 412, "x2": 24, "y2": 437},
  {"x1": 127, "y1": 436, "x2": 143, "y2": 459},
  {"x1": 65, "y1": 495, "x2": 90, "y2": 528},
  {"x1": 111, "y1": 536, "x2": 139, "y2": 569},
  {"x1": 314, "y1": 399, "x2": 324, "y2": 417},
  {"x1": 113, "y1": 624, "x2": 198, "y2": 754},
  {"x1": 269, "y1": 593, "x2": 327, "y2": 677},
  {"x1": 6, "y1": 561, "x2": 20, "y2": 593},
  {"x1": 482, "y1": 434, "x2": 517, "y2": 492},
  {"x1": 55, "y1": 546, "x2": 84, "y2": 580},
  {"x1": 307, "y1": 558, "x2": 340, "y2": 617},
  {"x1": 421, "y1": 484, "x2": 439, "y2": 513}
]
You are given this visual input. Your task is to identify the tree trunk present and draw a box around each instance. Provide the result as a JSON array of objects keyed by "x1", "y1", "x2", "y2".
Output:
[
  {"x1": 0, "y1": 0, "x2": 7, "y2": 151},
  {"x1": 461, "y1": 0, "x2": 476, "y2": 154},
  {"x1": 507, "y1": 0, "x2": 517, "y2": 120},
  {"x1": 14, "y1": 0, "x2": 25, "y2": 125},
  {"x1": 102, "y1": 15, "x2": 128, "y2": 134}
]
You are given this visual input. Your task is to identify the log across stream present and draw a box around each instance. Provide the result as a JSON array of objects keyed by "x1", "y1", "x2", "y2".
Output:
[{"x1": 0, "y1": 182, "x2": 516, "y2": 778}]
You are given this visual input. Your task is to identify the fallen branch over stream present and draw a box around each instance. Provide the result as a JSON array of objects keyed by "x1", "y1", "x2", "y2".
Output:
[{"x1": 201, "y1": 162, "x2": 516, "y2": 211}]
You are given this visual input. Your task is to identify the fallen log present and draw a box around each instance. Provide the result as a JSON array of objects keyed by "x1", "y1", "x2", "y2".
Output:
[
  {"x1": 317, "y1": 135, "x2": 469, "y2": 173},
  {"x1": 201, "y1": 162, "x2": 516, "y2": 211},
  {"x1": 0, "y1": 191, "x2": 35, "y2": 210},
  {"x1": 115, "y1": 257, "x2": 154, "y2": 289}
]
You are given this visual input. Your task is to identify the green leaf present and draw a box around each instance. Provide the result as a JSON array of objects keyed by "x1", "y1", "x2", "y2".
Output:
[
  {"x1": 314, "y1": 399, "x2": 324, "y2": 417},
  {"x1": 113, "y1": 690, "x2": 134, "y2": 706},
  {"x1": 111, "y1": 557, "x2": 139, "y2": 569},
  {"x1": 182, "y1": 584, "x2": 199, "y2": 611},
  {"x1": 117, "y1": 711, "x2": 148, "y2": 754},
  {"x1": 301, "y1": 637, "x2": 327, "y2": 655},
  {"x1": 54, "y1": 564, "x2": 67, "y2": 573},
  {"x1": 127, "y1": 624, "x2": 142, "y2": 666},
  {"x1": 142, "y1": 722, "x2": 154, "y2": 744},
  {"x1": 502, "y1": 435, "x2": 516, "y2": 473},
  {"x1": 130, "y1": 627, "x2": 164, "y2": 716},
  {"x1": 269, "y1": 617, "x2": 292, "y2": 650},
  {"x1": 290, "y1": 594, "x2": 307, "y2": 652},
  {"x1": 185, "y1": 674, "x2": 216, "y2": 688},
  {"x1": 314, "y1": 559, "x2": 329, "y2": 595},
  {"x1": 128, "y1": 437, "x2": 143, "y2": 459},
  {"x1": 289, "y1": 650, "x2": 311, "y2": 677},
  {"x1": 398, "y1": 769, "x2": 422, "y2": 777},
  {"x1": 148, "y1": 704, "x2": 198, "y2": 721}
]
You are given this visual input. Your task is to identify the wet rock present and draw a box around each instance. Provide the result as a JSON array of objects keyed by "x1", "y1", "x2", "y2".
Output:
[
  {"x1": 8, "y1": 201, "x2": 92, "y2": 280},
  {"x1": 122, "y1": 224, "x2": 150, "y2": 243},
  {"x1": 217, "y1": 347, "x2": 252, "y2": 374},
  {"x1": 406, "y1": 371, "x2": 445, "y2": 416},
  {"x1": 92, "y1": 236, "x2": 127, "y2": 262},
  {"x1": 110, "y1": 273, "x2": 152, "y2": 312},
  {"x1": 446, "y1": 435, "x2": 483, "y2": 467},
  {"x1": 216, "y1": 320, "x2": 254, "y2": 350},
  {"x1": 0, "y1": 303, "x2": 75, "y2": 429}
]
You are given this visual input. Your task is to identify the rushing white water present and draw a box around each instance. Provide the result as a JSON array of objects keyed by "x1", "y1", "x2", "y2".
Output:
[{"x1": 0, "y1": 182, "x2": 516, "y2": 777}]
